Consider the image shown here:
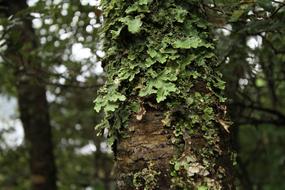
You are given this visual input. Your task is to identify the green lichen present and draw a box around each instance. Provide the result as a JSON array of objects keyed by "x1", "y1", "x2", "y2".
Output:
[
  {"x1": 95, "y1": 0, "x2": 225, "y2": 137},
  {"x1": 133, "y1": 163, "x2": 161, "y2": 190},
  {"x1": 95, "y1": 0, "x2": 232, "y2": 189}
]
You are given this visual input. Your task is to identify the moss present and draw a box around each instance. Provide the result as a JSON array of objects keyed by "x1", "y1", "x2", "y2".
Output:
[
  {"x1": 95, "y1": 0, "x2": 234, "y2": 189},
  {"x1": 133, "y1": 162, "x2": 161, "y2": 190}
]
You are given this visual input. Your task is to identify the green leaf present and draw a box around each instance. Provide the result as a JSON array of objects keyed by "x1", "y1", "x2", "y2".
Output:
[
  {"x1": 172, "y1": 7, "x2": 188, "y2": 23},
  {"x1": 109, "y1": 91, "x2": 126, "y2": 102},
  {"x1": 120, "y1": 17, "x2": 143, "y2": 34},
  {"x1": 94, "y1": 86, "x2": 126, "y2": 113},
  {"x1": 107, "y1": 135, "x2": 115, "y2": 146},
  {"x1": 110, "y1": 26, "x2": 124, "y2": 39},
  {"x1": 104, "y1": 103, "x2": 119, "y2": 112},
  {"x1": 130, "y1": 101, "x2": 140, "y2": 112},
  {"x1": 147, "y1": 48, "x2": 168, "y2": 63},
  {"x1": 94, "y1": 97, "x2": 104, "y2": 113},
  {"x1": 186, "y1": 97, "x2": 194, "y2": 105},
  {"x1": 173, "y1": 37, "x2": 204, "y2": 49},
  {"x1": 215, "y1": 78, "x2": 226, "y2": 90},
  {"x1": 230, "y1": 9, "x2": 244, "y2": 22},
  {"x1": 139, "y1": 80, "x2": 177, "y2": 102},
  {"x1": 174, "y1": 162, "x2": 181, "y2": 171},
  {"x1": 128, "y1": 18, "x2": 142, "y2": 33},
  {"x1": 118, "y1": 67, "x2": 140, "y2": 81},
  {"x1": 156, "y1": 82, "x2": 177, "y2": 102},
  {"x1": 139, "y1": 0, "x2": 151, "y2": 5},
  {"x1": 138, "y1": 80, "x2": 157, "y2": 97},
  {"x1": 198, "y1": 186, "x2": 208, "y2": 190},
  {"x1": 95, "y1": 119, "x2": 109, "y2": 135},
  {"x1": 125, "y1": 0, "x2": 152, "y2": 13},
  {"x1": 145, "y1": 57, "x2": 156, "y2": 67},
  {"x1": 139, "y1": 67, "x2": 179, "y2": 102},
  {"x1": 147, "y1": 48, "x2": 157, "y2": 58}
]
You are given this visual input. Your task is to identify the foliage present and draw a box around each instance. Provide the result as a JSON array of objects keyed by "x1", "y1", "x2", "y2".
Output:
[
  {"x1": 214, "y1": 1, "x2": 285, "y2": 189},
  {"x1": 0, "y1": 147, "x2": 30, "y2": 189},
  {"x1": 0, "y1": 0, "x2": 114, "y2": 189}
]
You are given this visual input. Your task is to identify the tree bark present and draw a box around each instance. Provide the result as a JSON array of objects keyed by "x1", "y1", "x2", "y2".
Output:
[
  {"x1": 116, "y1": 108, "x2": 234, "y2": 190},
  {"x1": 15, "y1": 71, "x2": 57, "y2": 190},
  {"x1": 116, "y1": 110, "x2": 175, "y2": 190},
  {"x1": 2, "y1": 0, "x2": 57, "y2": 189},
  {"x1": 97, "y1": 1, "x2": 235, "y2": 189}
]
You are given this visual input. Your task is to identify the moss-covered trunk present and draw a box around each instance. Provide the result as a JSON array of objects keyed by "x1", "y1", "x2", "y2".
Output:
[
  {"x1": 116, "y1": 109, "x2": 175, "y2": 189},
  {"x1": 95, "y1": 0, "x2": 235, "y2": 189},
  {"x1": 115, "y1": 108, "x2": 234, "y2": 190},
  {"x1": 2, "y1": 1, "x2": 57, "y2": 189}
]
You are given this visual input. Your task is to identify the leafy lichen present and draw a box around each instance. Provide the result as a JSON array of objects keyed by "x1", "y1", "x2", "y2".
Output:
[
  {"x1": 95, "y1": 0, "x2": 233, "y2": 189},
  {"x1": 133, "y1": 162, "x2": 161, "y2": 190}
]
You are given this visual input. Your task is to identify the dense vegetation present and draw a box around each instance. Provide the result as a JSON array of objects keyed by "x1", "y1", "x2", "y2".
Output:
[{"x1": 0, "y1": 0, "x2": 284, "y2": 189}]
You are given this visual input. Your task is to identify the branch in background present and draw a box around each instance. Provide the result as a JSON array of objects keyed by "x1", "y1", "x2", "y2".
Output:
[
  {"x1": 237, "y1": 116, "x2": 285, "y2": 126},
  {"x1": 272, "y1": 0, "x2": 285, "y2": 6},
  {"x1": 0, "y1": 53, "x2": 104, "y2": 89},
  {"x1": 234, "y1": 102, "x2": 285, "y2": 121},
  {"x1": 44, "y1": 80, "x2": 102, "y2": 90},
  {"x1": 259, "y1": 35, "x2": 285, "y2": 55},
  {"x1": 271, "y1": 4, "x2": 285, "y2": 18},
  {"x1": 231, "y1": 102, "x2": 285, "y2": 127},
  {"x1": 22, "y1": 69, "x2": 103, "y2": 90}
]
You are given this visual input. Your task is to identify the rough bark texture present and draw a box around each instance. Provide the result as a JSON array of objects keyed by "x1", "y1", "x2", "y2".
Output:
[
  {"x1": 2, "y1": 0, "x2": 58, "y2": 189},
  {"x1": 96, "y1": 1, "x2": 236, "y2": 189},
  {"x1": 115, "y1": 109, "x2": 234, "y2": 190},
  {"x1": 116, "y1": 109, "x2": 175, "y2": 190}
]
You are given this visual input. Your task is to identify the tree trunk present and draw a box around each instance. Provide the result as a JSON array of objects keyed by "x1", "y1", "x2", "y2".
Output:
[
  {"x1": 93, "y1": 136, "x2": 114, "y2": 190},
  {"x1": 2, "y1": 0, "x2": 57, "y2": 189},
  {"x1": 116, "y1": 110, "x2": 175, "y2": 189},
  {"x1": 96, "y1": 1, "x2": 235, "y2": 189},
  {"x1": 15, "y1": 71, "x2": 57, "y2": 190}
]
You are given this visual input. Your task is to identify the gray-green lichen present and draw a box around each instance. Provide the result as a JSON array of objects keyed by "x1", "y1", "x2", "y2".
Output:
[
  {"x1": 133, "y1": 162, "x2": 161, "y2": 190},
  {"x1": 94, "y1": 0, "x2": 233, "y2": 189}
]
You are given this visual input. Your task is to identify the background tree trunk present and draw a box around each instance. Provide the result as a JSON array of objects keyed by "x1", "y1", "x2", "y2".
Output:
[
  {"x1": 15, "y1": 71, "x2": 57, "y2": 190},
  {"x1": 2, "y1": 0, "x2": 57, "y2": 189}
]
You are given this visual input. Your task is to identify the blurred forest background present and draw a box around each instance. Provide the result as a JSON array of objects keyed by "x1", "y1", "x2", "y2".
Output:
[{"x1": 0, "y1": 0, "x2": 284, "y2": 189}]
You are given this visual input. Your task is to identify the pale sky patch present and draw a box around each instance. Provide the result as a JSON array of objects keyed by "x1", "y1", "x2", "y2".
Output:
[
  {"x1": 247, "y1": 36, "x2": 263, "y2": 49},
  {"x1": 0, "y1": 96, "x2": 24, "y2": 148}
]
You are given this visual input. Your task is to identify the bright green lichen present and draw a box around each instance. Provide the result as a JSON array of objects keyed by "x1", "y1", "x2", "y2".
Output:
[{"x1": 95, "y1": 0, "x2": 232, "y2": 189}]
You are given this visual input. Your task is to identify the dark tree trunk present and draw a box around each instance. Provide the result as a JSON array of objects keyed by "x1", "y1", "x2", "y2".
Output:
[
  {"x1": 224, "y1": 22, "x2": 253, "y2": 190},
  {"x1": 93, "y1": 137, "x2": 114, "y2": 190},
  {"x1": 15, "y1": 72, "x2": 57, "y2": 190},
  {"x1": 2, "y1": 0, "x2": 58, "y2": 189}
]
